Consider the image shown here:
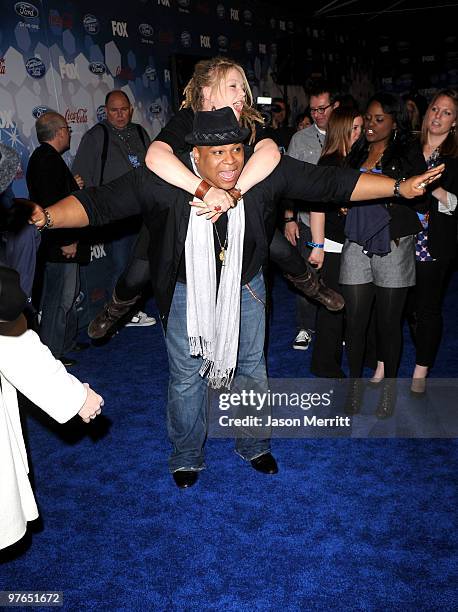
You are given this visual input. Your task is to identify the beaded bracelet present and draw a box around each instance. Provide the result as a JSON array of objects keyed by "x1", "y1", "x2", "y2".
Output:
[{"x1": 38, "y1": 208, "x2": 54, "y2": 232}]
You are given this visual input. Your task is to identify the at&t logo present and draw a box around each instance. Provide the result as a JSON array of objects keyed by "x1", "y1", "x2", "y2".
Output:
[{"x1": 139, "y1": 23, "x2": 154, "y2": 37}]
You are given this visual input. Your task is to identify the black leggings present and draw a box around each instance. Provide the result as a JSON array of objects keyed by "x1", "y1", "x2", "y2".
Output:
[
  {"x1": 341, "y1": 283, "x2": 409, "y2": 378},
  {"x1": 115, "y1": 225, "x2": 308, "y2": 301}
]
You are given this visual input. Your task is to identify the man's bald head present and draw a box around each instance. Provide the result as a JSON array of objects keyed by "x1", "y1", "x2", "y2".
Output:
[
  {"x1": 35, "y1": 111, "x2": 71, "y2": 153},
  {"x1": 105, "y1": 90, "x2": 133, "y2": 129}
]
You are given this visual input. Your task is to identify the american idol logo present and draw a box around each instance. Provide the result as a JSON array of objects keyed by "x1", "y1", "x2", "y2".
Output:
[
  {"x1": 177, "y1": 0, "x2": 190, "y2": 7},
  {"x1": 83, "y1": 14, "x2": 99, "y2": 35},
  {"x1": 96, "y1": 105, "x2": 106, "y2": 122},
  {"x1": 139, "y1": 23, "x2": 154, "y2": 37},
  {"x1": 14, "y1": 2, "x2": 39, "y2": 19},
  {"x1": 144, "y1": 66, "x2": 157, "y2": 81},
  {"x1": 149, "y1": 103, "x2": 162, "y2": 115},
  {"x1": 243, "y1": 9, "x2": 252, "y2": 25},
  {"x1": 181, "y1": 31, "x2": 191, "y2": 48},
  {"x1": 25, "y1": 57, "x2": 46, "y2": 79},
  {"x1": 89, "y1": 62, "x2": 106, "y2": 75},
  {"x1": 216, "y1": 3, "x2": 225, "y2": 19},
  {"x1": 32, "y1": 105, "x2": 50, "y2": 119},
  {"x1": 217, "y1": 35, "x2": 228, "y2": 51}
]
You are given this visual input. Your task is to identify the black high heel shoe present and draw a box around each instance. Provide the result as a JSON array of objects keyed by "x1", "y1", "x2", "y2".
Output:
[
  {"x1": 375, "y1": 379, "x2": 397, "y2": 419},
  {"x1": 344, "y1": 379, "x2": 365, "y2": 415}
]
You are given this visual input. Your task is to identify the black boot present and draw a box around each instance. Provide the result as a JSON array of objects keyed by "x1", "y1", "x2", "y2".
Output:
[
  {"x1": 344, "y1": 379, "x2": 365, "y2": 415},
  {"x1": 87, "y1": 290, "x2": 141, "y2": 339},
  {"x1": 285, "y1": 269, "x2": 345, "y2": 312},
  {"x1": 375, "y1": 379, "x2": 397, "y2": 419}
]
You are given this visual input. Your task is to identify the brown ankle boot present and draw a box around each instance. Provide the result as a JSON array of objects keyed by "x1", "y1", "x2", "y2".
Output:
[
  {"x1": 285, "y1": 271, "x2": 345, "y2": 312},
  {"x1": 87, "y1": 291, "x2": 141, "y2": 339}
]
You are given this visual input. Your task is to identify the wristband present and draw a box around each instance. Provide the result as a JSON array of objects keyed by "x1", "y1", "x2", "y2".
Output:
[
  {"x1": 284, "y1": 217, "x2": 296, "y2": 223},
  {"x1": 306, "y1": 241, "x2": 324, "y2": 248},
  {"x1": 38, "y1": 208, "x2": 54, "y2": 231},
  {"x1": 393, "y1": 177, "x2": 406, "y2": 198},
  {"x1": 195, "y1": 179, "x2": 212, "y2": 201},
  {"x1": 228, "y1": 187, "x2": 242, "y2": 206}
]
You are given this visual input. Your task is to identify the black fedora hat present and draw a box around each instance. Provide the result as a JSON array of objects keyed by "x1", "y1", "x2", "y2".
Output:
[{"x1": 185, "y1": 107, "x2": 250, "y2": 146}]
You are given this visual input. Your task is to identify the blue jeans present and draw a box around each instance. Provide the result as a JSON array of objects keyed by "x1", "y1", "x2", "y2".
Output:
[
  {"x1": 39, "y1": 261, "x2": 80, "y2": 358},
  {"x1": 165, "y1": 271, "x2": 270, "y2": 472}
]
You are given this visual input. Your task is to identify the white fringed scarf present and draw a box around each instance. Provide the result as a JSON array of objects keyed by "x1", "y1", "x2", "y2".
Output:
[{"x1": 185, "y1": 157, "x2": 245, "y2": 388}]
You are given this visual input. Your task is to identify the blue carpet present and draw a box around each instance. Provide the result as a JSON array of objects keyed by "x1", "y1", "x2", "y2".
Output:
[{"x1": 1, "y1": 271, "x2": 457, "y2": 611}]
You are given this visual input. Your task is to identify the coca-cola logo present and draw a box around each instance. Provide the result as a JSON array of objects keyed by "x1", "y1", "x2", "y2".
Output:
[
  {"x1": 65, "y1": 108, "x2": 88, "y2": 123},
  {"x1": 116, "y1": 66, "x2": 135, "y2": 80},
  {"x1": 14, "y1": 2, "x2": 39, "y2": 19}
]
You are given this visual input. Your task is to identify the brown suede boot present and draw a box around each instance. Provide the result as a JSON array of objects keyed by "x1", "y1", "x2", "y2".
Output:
[
  {"x1": 87, "y1": 291, "x2": 141, "y2": 339},
  {"x1": 285, "y1": 270, "x2": 345, "y2": 312}
]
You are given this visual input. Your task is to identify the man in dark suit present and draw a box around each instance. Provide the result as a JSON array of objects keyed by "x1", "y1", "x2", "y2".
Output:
[
  {"x1": 26, "y1": 112, "x2": 89, "y2": 366},
  {"x1": 28, "y1": 108, "x2": 442, "y2": 488}
]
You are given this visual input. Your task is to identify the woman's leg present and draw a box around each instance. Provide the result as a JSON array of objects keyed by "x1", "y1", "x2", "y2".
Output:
[
  {"x1": 374, "y1": 286, "x2": 409, "y2": 378},
  {"x1": 341, "y1": 283, "x2": 375, "y2": 378}
]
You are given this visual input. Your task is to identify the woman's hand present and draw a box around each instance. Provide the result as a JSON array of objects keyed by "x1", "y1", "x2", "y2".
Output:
[
  {"x1": 401, "y1": 164, "x2": 445, "y2": 199},
  {"x1": 284, "y1": 220, "x2": 300, "y2": 246},
  {"x1": 308, "y1": 247, "x2": 324, "y2": 270},
  {"x1": 190, "y1": 187, "x2": 235, "y2": 223},
  {"x1": 78, "y1": 383, "x2": 104, "y2": 423}
]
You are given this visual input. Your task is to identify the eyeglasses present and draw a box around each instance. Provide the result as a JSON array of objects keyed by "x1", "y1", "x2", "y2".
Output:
[
  {"x1": 310, "y1": 104, "x2": 333, "y2": 115},
  {"x1": 59, "y1": 125, "x2": 72, "y2": 133}
]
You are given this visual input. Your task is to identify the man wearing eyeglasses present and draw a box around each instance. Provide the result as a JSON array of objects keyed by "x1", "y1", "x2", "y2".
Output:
[
  {"x1": 26, "y1": 111, "x2": 89, "y2": 366},
  {"x1": 284, "y1": 82, "x2": 339, "y2": 351}
]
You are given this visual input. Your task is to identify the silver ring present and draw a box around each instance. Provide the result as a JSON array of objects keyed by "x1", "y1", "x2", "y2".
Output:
[{"x1": 418, "y1": 182, "x2": 426, "y2": 189}]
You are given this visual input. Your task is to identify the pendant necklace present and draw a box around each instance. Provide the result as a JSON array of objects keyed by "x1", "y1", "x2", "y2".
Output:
[{"x1": 214, "y1": 225, "x2": 228, "y2": 266}]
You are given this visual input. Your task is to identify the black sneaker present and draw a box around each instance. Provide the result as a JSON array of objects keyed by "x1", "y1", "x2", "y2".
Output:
[{"x1": 293, "y1": 329, "x2": 313, "y2": 350}]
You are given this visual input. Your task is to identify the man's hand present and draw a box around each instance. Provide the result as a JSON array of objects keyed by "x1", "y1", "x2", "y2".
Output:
[
  {"x1": 400, "y1": 164, "x2": 445, "y2": 199},
  {"x1": 308, "y1": 247, "x2": 324, "y2": 269},
  {"x1": 284, "y1": 220, "x2": 300, "y2": 246},
  {"x1": 74, "y1": 174, "x2": 84, "y2": 189},
  {"x1": 61, "y1": 242, "x2": 78, "y2": 258},
  {"x1": 78, "y1": 383, "x2": 104, "y2": 423},
  {"x1": 27, "y1": 202, "x2": 47, "y2": 230}
]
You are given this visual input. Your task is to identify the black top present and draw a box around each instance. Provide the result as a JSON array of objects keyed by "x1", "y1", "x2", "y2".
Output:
[
  {"x1": 75, "y1": 153, "x2": 360, "y2": 327},
  {"x1": 311, "y1": 152, "x2": 346, "y2": 245},
  {"x1": 348, "y1": 138, "x2": 425, "y2": 239},
  {"x1": 26, "y1": 143, "x2": 89, "y2": 263},
  {"x1": 426, "y1": 155, "x2": 458, "y2": 259}
]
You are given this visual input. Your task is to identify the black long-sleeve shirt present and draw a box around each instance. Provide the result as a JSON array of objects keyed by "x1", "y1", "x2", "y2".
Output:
[{"x1": 75, "y1": 153, "x2": 359, "y2": 326}]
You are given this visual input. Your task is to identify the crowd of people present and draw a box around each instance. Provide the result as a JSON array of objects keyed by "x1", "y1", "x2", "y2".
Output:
[{"x1": 0, "y1": 55, "x2": 455, "y2": 548}]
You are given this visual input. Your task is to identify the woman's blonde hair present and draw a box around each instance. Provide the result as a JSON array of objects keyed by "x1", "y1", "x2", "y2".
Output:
[
  {"x1": 181, "y1": 56, "x2": 263, "y2": 144},
  {"x1": 421, "y1": 88, "x2": 458, "y2": 158}
]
